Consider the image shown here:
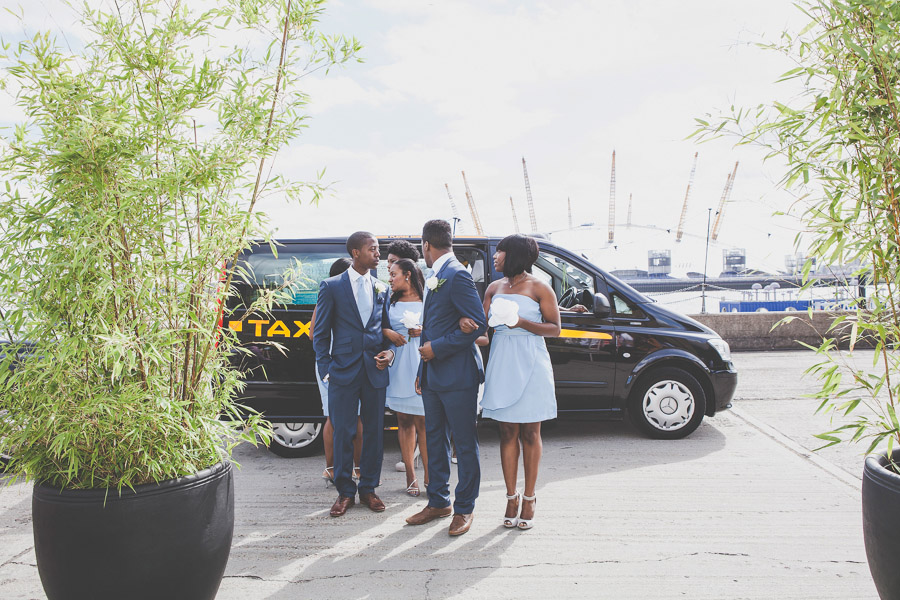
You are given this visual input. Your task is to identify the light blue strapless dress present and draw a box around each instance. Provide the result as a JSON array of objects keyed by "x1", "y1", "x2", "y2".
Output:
[
  {"x1": 481, "y1": 294, "x2": 557, "y2": 423},
  {"x1": 386, "y1": 301, "x2": 425, "y2": 416}
]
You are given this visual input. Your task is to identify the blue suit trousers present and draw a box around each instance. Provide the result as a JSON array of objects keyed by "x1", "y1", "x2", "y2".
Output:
[
  {"x1": 422, "y1": 385, "x2": 480, "y2": 514},
  {"x1": 329, "y1": 368, "x2": 385, "y2": 497}
]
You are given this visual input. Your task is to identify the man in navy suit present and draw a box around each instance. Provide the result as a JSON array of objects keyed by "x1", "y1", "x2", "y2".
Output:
[
  {"x1": 406, "y1": 219, "x2": 487, "y2": 536},
  {"x1": 313, "y1": 232, "x2": 394, "y2": 517}
]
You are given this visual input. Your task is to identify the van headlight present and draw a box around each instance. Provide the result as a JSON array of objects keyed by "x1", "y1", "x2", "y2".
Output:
[{"x1": 708, "y1": 338, "x2": 732, "y2": 362}]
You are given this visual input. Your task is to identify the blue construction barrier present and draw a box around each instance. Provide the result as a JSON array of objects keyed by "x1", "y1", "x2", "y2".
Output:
[{"x1": 719, "y1": 300, "x2": 813, "y2": 312}]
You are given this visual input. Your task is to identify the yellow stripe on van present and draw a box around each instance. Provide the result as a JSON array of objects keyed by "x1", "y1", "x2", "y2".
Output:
[{"x1": 559, "y1": 329, "x2": 613, "y2": 340}]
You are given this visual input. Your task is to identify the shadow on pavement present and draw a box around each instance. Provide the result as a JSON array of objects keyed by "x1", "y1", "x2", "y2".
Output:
[{"x1": 222, "y1": 417, "x2": 728, "y2": 598}]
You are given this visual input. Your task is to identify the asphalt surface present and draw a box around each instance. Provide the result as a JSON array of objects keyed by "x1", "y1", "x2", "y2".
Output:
[{"x1": 0, "y1": 350, "x2": 882, "y2": 599}]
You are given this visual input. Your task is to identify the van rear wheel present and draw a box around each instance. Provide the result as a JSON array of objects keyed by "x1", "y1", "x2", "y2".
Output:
[
  {"x1": 267, "y1": 422, "x2": 324, "y2": 458},
  {"x1": 628, "y1": 367, "x2": 706, "y2": 440}
]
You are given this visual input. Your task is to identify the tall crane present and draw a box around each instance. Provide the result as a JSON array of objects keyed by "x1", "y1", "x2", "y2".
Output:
[
  {"x1": 627, "y1": 193, "x2": 633, "y2": 228},
  {"x1": 510, "y1": 197, "x2": 520, "y2": 233},
  {"x1": 711, "y1": 161, "x2": 739, "y2": 241},
  {"x1": 608, "y1": 150, "x2": 616, "y2": 243},
  {"x1": 444, "y1": 183, "x2": 464, "y2": 233},
  {"x1": 522, "y1": 157, "x2": 538, "y2": 233},
  {"x1": 676, "y1": 152, "x2": 699, "y2": 242},
  {"x1": 567, "y1": 197, "x2": 573, "y2": 230},
  {"x1": 460, "y1": 171, "x2": 484, "y2": 235}
]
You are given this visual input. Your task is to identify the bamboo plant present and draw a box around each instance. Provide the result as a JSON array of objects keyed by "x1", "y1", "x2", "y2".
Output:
[
  {"x1": 695, "y1": 0, "x2": 900, "y2": 459},
  {"x1": 0, "y1": 0, "x2": 359, "y2": 489}
]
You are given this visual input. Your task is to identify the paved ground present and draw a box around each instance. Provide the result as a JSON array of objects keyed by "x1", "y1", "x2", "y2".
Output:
[{"x1": 0, "y1": 351, "x2": 882, "y2": 599}]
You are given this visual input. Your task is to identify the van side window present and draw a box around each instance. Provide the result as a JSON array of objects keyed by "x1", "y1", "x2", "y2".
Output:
[
  {"x1": 611, "y1": 292, "x2": 647, "y2": 319},
  {"x1": 238, "y1": 250, "x2": 349, "y2": 307},
  {"x1": 454, "y1": 247, "x2": 488, "y2": 298},
  {"x1": 534, "y1": 251, "x2": 596, "y2": 310}
]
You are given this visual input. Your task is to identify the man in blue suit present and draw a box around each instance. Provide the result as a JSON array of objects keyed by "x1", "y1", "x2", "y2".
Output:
[
  {"x1": 313, "y1": 231, "x2": 395, "y2": 517},
  {"x1": 407, "y1": 219, "x2": 487, "y2": 536}
]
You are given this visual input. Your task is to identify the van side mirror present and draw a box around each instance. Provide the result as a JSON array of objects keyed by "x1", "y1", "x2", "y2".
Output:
[{"x1": 593, "y1": 293, "x2": 611, "y2": 318}]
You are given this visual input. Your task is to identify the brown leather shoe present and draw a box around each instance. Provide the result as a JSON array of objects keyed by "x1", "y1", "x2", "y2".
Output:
[
  {"x1": 330, "y1": 495, "x2": 354, "y2": 517},
  {"x1": 359, "y1": 492, "x2": 386, "y2": 512},
  {"x1": 448, "y1": 512, "x2": 473, "y2": 536},
  {"x1": 405, "y1": 505, "x2": 453, "y2": 525}
]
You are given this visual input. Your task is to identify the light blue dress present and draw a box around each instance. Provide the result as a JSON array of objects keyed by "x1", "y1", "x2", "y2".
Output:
[
  {"x1": 386, "y1": 300, "x2": 425, "y2": 416},
  {"x1": 481, "y1": 294, "x2": 557, "y2": 423}
]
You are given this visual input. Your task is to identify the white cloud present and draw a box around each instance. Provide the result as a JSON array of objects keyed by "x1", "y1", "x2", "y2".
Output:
[{"x1": 301, "y1": 75, "x2": 404, "y2": 114}]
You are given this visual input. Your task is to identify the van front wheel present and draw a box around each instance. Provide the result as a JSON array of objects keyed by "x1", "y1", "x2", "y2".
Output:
[
  {"x1": 628, "y1": 367, "x2": 706, "y2": 439},
  {"x1": 267, "y1": 422, "x2": 324, "y2": 458}
]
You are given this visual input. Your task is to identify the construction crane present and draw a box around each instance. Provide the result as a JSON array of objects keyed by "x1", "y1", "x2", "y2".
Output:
[
  {"x1": 510, "y1": 197, "x2": 520, "y2": 233},
  {"x1": 444, "y1": 183, "x2": 464, "y2": 233},
  {"x1": 522, "y1": 157, "x2": 538, "y2": 233},
  {"x1": 608, "y1": 150, "x2": 616, "y2": 243},
  {"x1": 676, "y1": 152, "x2": 698, "y2": 242},
  {"x1": 711, "y1": 161, "x2": 739, "y2": 241},
  {"x1": 627, "y1": 193, "x2": 633, "y2": 228},
  {"x1": 460, "y1": 171, "x2": 484, "y2": 235},
  {"x1": 567, "y1": 197, "x2": 573, "y2": 230}
]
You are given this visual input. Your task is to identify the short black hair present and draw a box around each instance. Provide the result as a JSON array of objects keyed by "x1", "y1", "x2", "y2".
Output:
[
  {"x1": 346, "y1": 231, "x2": 376, "y2": 256},
  {"x1": 386, "y1": 239, "x2": 420, "y2": 261},
  {"x1": 422, "y1": 219, "x2": 452, "y2": 250},
  {"x1": 329, "y1": 257, "x2": 351, "y2": 277},
  {"x1": 496, "y1": 234, "x2": 539, "y2": 278}
]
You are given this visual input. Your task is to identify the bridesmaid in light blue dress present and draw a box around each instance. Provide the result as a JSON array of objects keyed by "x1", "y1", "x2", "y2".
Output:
[
  {"x1": 476, "y1": 235, "x2": 561, "y2": 531},
  {"x1": 383, "y1": 258, "x2": 429, "y2": 496}
]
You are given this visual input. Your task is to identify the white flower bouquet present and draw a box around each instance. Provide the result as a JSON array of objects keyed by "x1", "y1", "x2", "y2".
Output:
[{"x1": 488, "y1": 297, "x2": 520, "y2": 328}]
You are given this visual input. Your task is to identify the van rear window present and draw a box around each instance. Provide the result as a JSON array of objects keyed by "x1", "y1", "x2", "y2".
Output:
[{"x1": 237, "y1": 250, "x2": 348, "y2": 307}]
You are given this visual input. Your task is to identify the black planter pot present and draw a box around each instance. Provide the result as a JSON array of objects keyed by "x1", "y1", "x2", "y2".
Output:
[
  {"x1": 862, "y1": 450, "x2": 900, "y2": 600},
  {"x1": 32, "y1": 461, "x2": 234, "y2": 600}
]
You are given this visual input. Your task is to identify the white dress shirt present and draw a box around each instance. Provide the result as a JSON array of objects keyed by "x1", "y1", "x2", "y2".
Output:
[
  {"x1": 424, "y1": 252, "x2": 453, "y2": 302},
  {"x1": 430, "y1": 252, "x2": 454, "y2": 277}
]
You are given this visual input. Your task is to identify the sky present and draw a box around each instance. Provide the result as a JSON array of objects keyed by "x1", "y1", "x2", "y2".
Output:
[{"x1": 0, "y1": 0, "x2": 811, "y2": 273}]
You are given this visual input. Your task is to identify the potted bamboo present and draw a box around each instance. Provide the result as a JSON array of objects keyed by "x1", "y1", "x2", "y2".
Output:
[
  {"x1": 0, "y1": 1, "x2": 358, "y2": 598},
  {"x1": 695, "y1": 1, "x2": 900, "y2": 597}
]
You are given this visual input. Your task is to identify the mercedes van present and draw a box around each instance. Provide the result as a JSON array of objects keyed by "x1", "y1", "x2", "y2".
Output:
[{"x1": 226, "y1": 236, "x2": 737, "y2": 457}]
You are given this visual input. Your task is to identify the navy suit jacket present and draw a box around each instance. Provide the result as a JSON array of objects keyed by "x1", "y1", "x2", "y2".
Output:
[
  {"x1": 418, "y1": 256, "x2": 487, "y2": 392},
  {"x1": 313, "y1": 270, "x2": 390, "y2": 389}
]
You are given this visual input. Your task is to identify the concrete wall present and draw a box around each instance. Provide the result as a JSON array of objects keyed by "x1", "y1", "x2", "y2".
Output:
[{"x1": 688, "y1": 311, "x2": 868, "y2": 352}]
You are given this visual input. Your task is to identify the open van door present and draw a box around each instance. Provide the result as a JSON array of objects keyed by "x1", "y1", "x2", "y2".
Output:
[{"x1": 532, "y1": 246, "x2": 617, "y2": 413}]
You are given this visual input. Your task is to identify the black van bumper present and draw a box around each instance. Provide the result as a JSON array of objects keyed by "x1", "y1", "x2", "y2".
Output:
[{"x1": 709, "y1": 367, "x2": 738, "y2": 413}]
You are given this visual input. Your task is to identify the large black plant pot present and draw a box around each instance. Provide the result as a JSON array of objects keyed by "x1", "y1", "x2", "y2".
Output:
[
  {"x1": 863, "y1": 450, "x2": 900, "y2": 600},
  {"x1": 32, "y1": 461, "x2": 234, "y2": 600}
]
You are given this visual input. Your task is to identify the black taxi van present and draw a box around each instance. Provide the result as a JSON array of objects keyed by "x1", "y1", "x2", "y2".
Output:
[{"x1": 227, "y1": 236, "x2": 737, "y2": 457}]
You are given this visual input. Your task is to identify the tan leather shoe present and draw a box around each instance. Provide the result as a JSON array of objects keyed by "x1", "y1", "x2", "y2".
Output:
[
  {"x1": 330, "y1": 495, "x2": 354, "y2": 517},
  {"x1": 405, "y1": 505, "x2": 452, "y2": 525},
  {"x1": 359, "y1": 492, "x2": 386, "y2": 512},
  {"x1": 448, "y1": 512, "x2": 473, "y2": 536}
]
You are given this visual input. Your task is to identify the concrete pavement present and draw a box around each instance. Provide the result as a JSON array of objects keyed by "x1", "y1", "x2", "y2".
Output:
[{"x1": 0, "y1": 351, "x2": 880, "y2": 599}]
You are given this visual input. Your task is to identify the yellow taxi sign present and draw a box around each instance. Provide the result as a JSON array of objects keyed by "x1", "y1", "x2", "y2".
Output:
[{"x1": 227, "y1": 319, "x2": 311, "y2": 339}]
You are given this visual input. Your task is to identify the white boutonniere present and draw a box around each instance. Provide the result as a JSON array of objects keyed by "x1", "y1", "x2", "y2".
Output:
[
  {"x1": 374, "y1": 280, "x2": 387, "y2": 294},
  {"x1": 425, "y1": 276, "x2": 446, "y2": 292}
]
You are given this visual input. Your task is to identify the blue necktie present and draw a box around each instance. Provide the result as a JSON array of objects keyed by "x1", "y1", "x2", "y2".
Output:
[{"x1": 356, "y1": 276, "x2": 372, "y2": 325}]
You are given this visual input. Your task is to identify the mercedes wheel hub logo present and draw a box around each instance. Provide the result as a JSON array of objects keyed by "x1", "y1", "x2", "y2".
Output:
[{"x1": 660, "y1": 397, "x2": 678, "y2": 415}]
